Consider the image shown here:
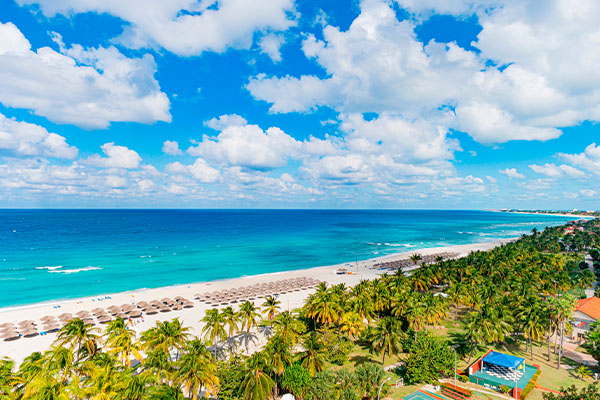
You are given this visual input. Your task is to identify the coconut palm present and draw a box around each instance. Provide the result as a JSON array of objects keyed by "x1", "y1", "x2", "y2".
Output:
[
  {"x1": 339, "y1": 311, "x2": 364, "y2": 339},
  {"x1": 141, "y1": 318, "x2": 190, "y2": 361},
  {"x1": 221, "y1": 306, "x2": 240, "y2": 354},
  {"x1": 368, "y1": 316, "x2": 403, "y2": 366},
  {"x1": 175, "y1": 338, "x2": 219, "y2": 400},
  {"x1": 201, "y1": 309, "x2": 227, "y2": 359},
  {"x1": 241, "y1": 353, "x2": 276, "y2": 400},
  {"x1": 106, "y1": 324, "x2": 143, "y2": 367},
  {"x1": 262, "y1": 296, "x2": 281, "y2": 321},
  {"x1": 238, "y1": 301, "x2": 261, "y2": 352},
  {"x1": 410, "y1": 253, "x2": 423, "y2": 266},
  {"x1": 56, "y1": 318, "x2": 101, "y2": 362},
  {"x1": 298, "y1": 332, "x2": 326, "y2": 376},
  {"x1": 268, "y1": 310, "x2": 305, "y2": 345}
]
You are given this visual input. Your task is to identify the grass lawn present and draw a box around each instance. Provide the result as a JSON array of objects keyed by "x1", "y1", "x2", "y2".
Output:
[{"x1": 324, "y1": 308, "x2": 593, "y2": 400}]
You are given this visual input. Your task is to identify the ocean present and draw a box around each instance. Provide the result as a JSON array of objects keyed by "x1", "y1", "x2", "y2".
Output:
[{"x1": 0, "y1": 209, "x2": 577, "y2": 307}]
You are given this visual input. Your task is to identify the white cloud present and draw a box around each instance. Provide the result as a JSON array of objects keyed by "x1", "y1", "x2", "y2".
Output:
[
  {"x1": 259, "y1": 33, "x2": 285, "y2": 63},
  {"x1": 85, "y1": 143, "x2": 142, "y2": 169},
  {"x1": 499, "y1": 168, "x2": 525, "y2": 179},
  {"x1": 0, "y1": 113, "x2": 78, "y2": 158},
  {"x1": 580, "y1": 189, "x2": 596, "y2": 197},
  {"x1": 247, "y1": 0, "x2": 600, "y2": 145},
  {"x1": 204, "y1": 114, "x2": 248, "y2": 130},
  {"x1": 19, "y1": 0, "x2": 296, "y2": 56},
  {"x1": 162, "y1": 140, "x2": 183, "y2": 156},
  {"x1": 529, "y1": 163, "x2": 586, "y2": 178},
  {"x1": 189, "y1": 118, "x2": 301, "y2": 170},
  {"x1": 166, "y1": 158, "x2": 221, "y2": 183},
  {"x1": 0, "y1": 22, "x2": 170, "y2": 129},
  {"x1": 560, "y1": 143, "x2": 600, "y2": 175}
]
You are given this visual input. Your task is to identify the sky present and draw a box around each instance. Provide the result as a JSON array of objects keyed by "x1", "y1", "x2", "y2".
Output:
[{"x1": 0, "y1": 0, "x2": 598, "y2": 209}]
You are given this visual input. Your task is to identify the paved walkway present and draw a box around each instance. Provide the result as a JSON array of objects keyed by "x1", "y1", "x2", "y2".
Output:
[{"x1": 563, "y1": 341, "x2": 598, "y2": 366}]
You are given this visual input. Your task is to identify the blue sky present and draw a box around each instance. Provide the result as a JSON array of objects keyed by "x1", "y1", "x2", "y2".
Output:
[{"x1": 0, "y1": 0, "x2": 598, "y2": 209}]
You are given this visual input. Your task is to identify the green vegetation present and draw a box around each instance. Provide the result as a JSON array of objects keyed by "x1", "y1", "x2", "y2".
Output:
[
  {"x1": 1, "y1": 219, "x2": 600, "y2": 399},
  {"x1": 543, "y1": 384, "x2": 600, "y2": 400}
]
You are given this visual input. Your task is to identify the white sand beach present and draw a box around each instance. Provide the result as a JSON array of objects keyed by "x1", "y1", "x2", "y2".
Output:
[{"x1": 0, "y1": 238, "x2": 514, "y2": 363}]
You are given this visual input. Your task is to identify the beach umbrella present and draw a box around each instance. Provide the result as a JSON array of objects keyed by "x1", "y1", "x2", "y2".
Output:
[
  {"x1": 171, "y1": 304, "x2": 182, "y2": 311},
  {"x1": 83, "y1": 320, "x2": 95, "y2": 326},
  {"x1": 18, "y1": 320, "x2": 35, "y2": 325},
  {"x1": 107, "y1": 305, "x2": 119, "y2": 311},
  {"x1": 43, "y1": 324, "x2": 59, "y2": 332},
  {"x1": 98, "y1": 316, "x2": 112, "y2": 324},
  {"x1": 145, "y1": 309, "x2": 158, "y2": 315},
  {"x1": 136, "y1": 301, "x2": 148, "y2": 307},
  {"x1": 182, "y1": 302, "x2": 194, "y2": 308},
  {"x1": 115, "y1": 313, "x2": 129, "y2": 319},
  {"x1": 23, "y1": 329, "x2": 38, "y2": 337},
  {"x1": 91, "y1": 308, "x2": 104, "y2": 314},
  {"x1": 160, "y1": 298, "x2": 172, "y2": 303},
  {"x1": 2, "y1": 331, "x2": 20, "y2": 341},
  {"x1": 40, "y1": 315, "x2": 55, "y2": 321},
  {"x1": 159, "y1": 306, "x2": 170, "y2": 313},
  {"x1": 129, "y1": 310, "x2": 142, "y2": 318},
  {"x1": 0, "y1": 322, "x2": 14, "y2": 329}
]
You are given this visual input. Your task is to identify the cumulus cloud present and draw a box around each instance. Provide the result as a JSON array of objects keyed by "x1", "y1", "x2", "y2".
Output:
[
  {"x1": 247, "y1": 0, "x2": 600, "y2": 145},
  {"x1": 162, "y1": 140, "x2": 183, "y2": 156},
  {"x1": 259, "y1": 33, "x2": 285, "y2": 62},
  {"x1": 18, "y1": 0, "x2": 296, "y2": 56},
  {"x1": 204, "y1": 114, "x2": 248, "y2": 130},
  {"x1": 189, "y1": 119, "x2": 301, "y2": 170},
  {"x1": 85, "y1": 143, "x2": 142, "y2": 169},
  {"x1": 0, "y1": 22, "x2": 170, "y2": 129},
  {"x1": 560, "y1": 143, "x2": 600, "y2": 175},
  {"x1": 165, "y1": 158, "x2": 221, "y2": 183},
  {"x1": 0, "y1": 113, "x2": 78, "y2": 158},
  {"x1": 529, "y1": 163, "x2": 586, "y2": 178},
  {"x1": 499, "y1": 168, "x2": 525, "y2": 179}
]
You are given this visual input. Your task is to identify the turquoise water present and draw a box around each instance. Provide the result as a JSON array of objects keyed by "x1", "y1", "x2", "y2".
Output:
[{"x1": 0, "y1": 210, "x2": 577, "y2": 307}]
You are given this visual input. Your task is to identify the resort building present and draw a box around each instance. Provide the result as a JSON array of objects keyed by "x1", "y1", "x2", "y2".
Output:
[
  {"x1": 572, "y1": 296, "x2": 600, "y2": 341},
  {"x1": 468, "y1": 350, "x2": 539, "y2": 399}
]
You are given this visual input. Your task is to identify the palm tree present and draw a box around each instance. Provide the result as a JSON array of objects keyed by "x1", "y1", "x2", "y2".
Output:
[
  {"x1": 517, "y1": 298, "x2": 547, "y2": 359},
  {"x1": 201, "y1": 309, "x2": 227, "y2": 359},
  {"x1": 56, "y1": 318, "x2": 101, "y2": 362},
  {"x1": 221, "y1": 306, "x2": 239, "y2": 354},
  {"x1": 118, "y1": 371, "x2": 156, "y2": 400},
  {"x1": 268, "y1": 310, "x2": 305, "y2": 345},
  {"x1": 241, "y1": 353, "x2": 276, "y2": 400},
  {"x1": 298, "y1": 332, "x2": 326, "y2": 376},
  {"x1": 262, "y1": 296, "x2": 281, "y2": 321},
  {"x1": 304, "y1": 287, "x2": 342, "y2": 325},
  {"x1": 141, "y1": 318, "x2": 190, "y2": 362},
  {"x1": 175, "y1": 338, "x2": 219, "y2": 400},
  {"x1": 146, "y1": 384, "x2": 185, "y2": 400},
  {"x1": 368, "y1": 316, "x2": 403, "y2": 366},
  {"x1": 339, "y1": 311, "x2": 364, "y2": 339},
  {"x1": 262, "y1": 335, "x2": 294, "y2": 376},
  {"x1": 238, "y1": 301, "x2": 261, "y2": 352},
  {"x1": 410, "y1": 253, "x2": 423, "y2": 266},
  {"x1": 106, "y1": 324, "x2": 143, "y2": 367}
]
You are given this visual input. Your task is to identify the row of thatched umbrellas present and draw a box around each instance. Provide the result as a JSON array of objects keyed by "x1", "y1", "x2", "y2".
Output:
[
  {"x1": 195, "y1": 277, "x2": 321, "y2": 306},
  {"x1": 0, "y1": 296, "x2": 194, "y2": 341},
  {"x1": 373, "y1": 251, "x2": 460, "y2": 269}
]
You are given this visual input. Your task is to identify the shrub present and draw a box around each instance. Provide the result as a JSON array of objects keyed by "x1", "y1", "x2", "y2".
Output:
[
  {"x1": 305, "y1": 371, "x2": 336, "y2": 400},
  {"x1": 460, "y1": 375, "x2": 470, "y2": 383},
  {"x1": 499, "y1": 385, "x2": 511, "y2": 394},
  {"x1": 281, "y1": 364, "x2": 312, "y2": 400},
  {"x1": 521, "y1": 381, "x2": 535, "y2": 399},
  {"x1": 356, "y1": 363, "x2": 388, "y2": 400},
  {"x1": 404, "y1": 333, "x2": 454, "y2": 384}
]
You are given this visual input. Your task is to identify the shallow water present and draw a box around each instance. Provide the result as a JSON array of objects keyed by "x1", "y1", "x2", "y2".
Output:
[{"x1": 0, "y1": 209, "x2": 576, "y2": 307}]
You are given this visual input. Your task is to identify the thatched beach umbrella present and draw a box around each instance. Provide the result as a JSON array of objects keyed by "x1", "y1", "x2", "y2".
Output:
[
  {"x1": 23, "y1": 329, "x2": 38, "y2": 337},
  {"x1": 2, "y1": 331, "x2": 20, "y2": 341},
  {"x1": 129, "y1": 310, "x2": 142, "y2": 318},
  {"x1": 98, "y1": 316, "x2": 112, "y2": 324},
  {"x1": 91, "y1": 308, "x2": 104, "y2": 314},
  {"x1": 145, "y1": 309, "x2": 158, "y2": 315},
  {"x1": 0, "y1": 322, "x2": 14, "y2": 329},
  {"x1": 43, "y1": 324, "x2": 59, "y2": 332}
]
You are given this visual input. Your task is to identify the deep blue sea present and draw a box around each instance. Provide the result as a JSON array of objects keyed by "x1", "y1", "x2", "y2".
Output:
[{"x1": 0, "y1": 210, "x2": 577, "y2": 307}]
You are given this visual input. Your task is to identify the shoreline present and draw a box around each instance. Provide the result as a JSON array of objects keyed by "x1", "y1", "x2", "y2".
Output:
[
  {"x1": 490, "y1": 210, "x2": 595, "y2": 219},
  {"x1": 0, "y1": 237, "x2": 516, "y2": 314},
  {"x1": 0, "y1": 238, "x2": 514, "y2": 363}
]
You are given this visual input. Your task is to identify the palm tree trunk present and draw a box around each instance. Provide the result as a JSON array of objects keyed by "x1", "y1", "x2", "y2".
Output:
[
  {"x1": 547, "y1": 333, "x2": 551, "y2": 362},
  {"x1": 382, "y1": 350, "x2": 386, "y2": 367},
  {"x1": 530, "y1": 337, "x2": 533, "y2": 360},
  {"x1": 455, "y1": 303, "x2": 459, "y2": 325},
  {"x1": 553, "y1": 326, "x2": 559, "y2": 354},
  {"x1": 557, "y1": 322, "x2": 564, "y2": 369}
]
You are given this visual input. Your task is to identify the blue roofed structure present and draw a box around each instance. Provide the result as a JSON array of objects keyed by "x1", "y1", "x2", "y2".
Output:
[{"x1": 482, "y1": 351, "x2": 524, "y2": 370}]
